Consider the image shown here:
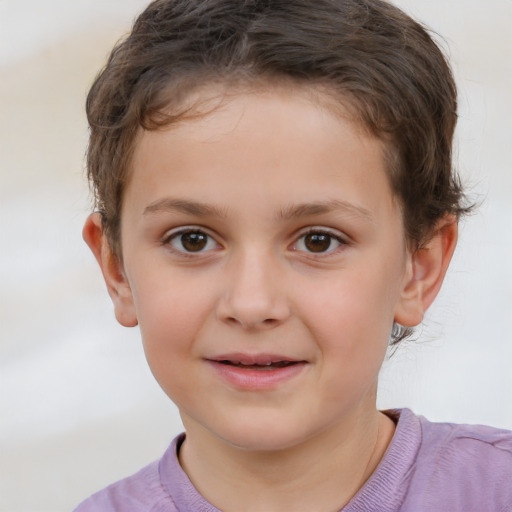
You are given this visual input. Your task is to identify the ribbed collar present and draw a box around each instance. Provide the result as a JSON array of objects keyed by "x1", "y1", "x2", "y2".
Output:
[
  {"x1": 342, "y1": 409, "x2": 421, "y2": 511},
  {"x1": 159, "y1": 408, "x2": 422, "y2": 512}
]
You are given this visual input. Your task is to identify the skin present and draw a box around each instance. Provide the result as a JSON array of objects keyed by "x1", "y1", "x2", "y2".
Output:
[{"x1": 84, "y1": 86, "x2": 457, "y2": 512}]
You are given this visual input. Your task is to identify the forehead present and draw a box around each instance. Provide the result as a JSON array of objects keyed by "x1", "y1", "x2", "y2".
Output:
[{"x1": 124, "y1": 86, "x2": 398, "y2": 227}]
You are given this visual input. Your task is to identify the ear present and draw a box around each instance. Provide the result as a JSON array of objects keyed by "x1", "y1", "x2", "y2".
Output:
[
  {"x1": 394, "y1": 215, "x2": 458, "y2": 327},
  {"x1": 82, "y1": 213, "x2": 138, "y2": 327}
]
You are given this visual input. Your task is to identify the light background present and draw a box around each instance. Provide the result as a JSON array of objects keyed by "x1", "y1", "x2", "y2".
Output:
[{"x1": 1, "y1": 1, "x2": 511, "y2": 511}]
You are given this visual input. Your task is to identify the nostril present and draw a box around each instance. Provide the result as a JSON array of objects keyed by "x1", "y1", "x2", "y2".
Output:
[{"x1": 224, "y1": 316, "x2": 278, "y2": 329}]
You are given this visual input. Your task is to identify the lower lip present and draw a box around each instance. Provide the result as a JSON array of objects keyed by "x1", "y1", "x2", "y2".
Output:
[{"x1": 207, "y1": 361, "x2": 307, "y2": 390}]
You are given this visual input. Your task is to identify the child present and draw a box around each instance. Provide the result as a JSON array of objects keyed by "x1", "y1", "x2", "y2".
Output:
[{"x1": 75, "y1": 0, "x2": 512, "y2": 510}]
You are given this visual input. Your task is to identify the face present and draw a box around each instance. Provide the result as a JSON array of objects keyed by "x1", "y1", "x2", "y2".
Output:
[{"x1": 118, "y1": 87, "x2": 413, "y2": 451}]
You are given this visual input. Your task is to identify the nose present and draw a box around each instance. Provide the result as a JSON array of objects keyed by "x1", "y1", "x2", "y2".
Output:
[{"x1": 216, "y1": 248, "x2": 290, "y2": 330}]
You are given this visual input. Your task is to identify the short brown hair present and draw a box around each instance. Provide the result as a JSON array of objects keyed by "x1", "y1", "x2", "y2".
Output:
[{"x1": 86, "y1": 0, "x2": 472, "y2": 341}]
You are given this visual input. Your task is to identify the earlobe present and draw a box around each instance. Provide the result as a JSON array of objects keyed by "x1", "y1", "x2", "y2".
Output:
[
  {"x1": 82, "y1": 213, "x2": 138, "y2": 327},
  {"x1": 394, "y1": 216, "x2": 458, "y2": 327}
]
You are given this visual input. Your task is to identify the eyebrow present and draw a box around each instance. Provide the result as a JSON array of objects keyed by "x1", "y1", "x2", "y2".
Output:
[
  {"x1": 143, "y1": 197, "x2": 374, "y2": 223},
  {"x1": 143, "y1": 198, "x2": 228, "y2": 218},
  {"x1": 278, "y1": 200, "x2": 375, "y2": 223}
]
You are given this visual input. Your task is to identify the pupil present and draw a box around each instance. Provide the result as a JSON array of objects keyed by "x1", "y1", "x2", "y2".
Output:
[
  {"x1": 181, "y1": 232, "x2": 207, "y2": 251},
  {"x1": 305, "y1": 233, "x2": 331, "y2": 252}
]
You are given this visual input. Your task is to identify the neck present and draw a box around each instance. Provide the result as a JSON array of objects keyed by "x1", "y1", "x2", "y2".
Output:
[{"x1": 179, "y1": 409, "x2": 395, "y2": 512}]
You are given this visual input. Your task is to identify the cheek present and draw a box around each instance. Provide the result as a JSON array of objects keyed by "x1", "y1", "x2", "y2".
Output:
[
  {"x1": 131, "y1": 274, "x2": 215, "y2": 385},
  {"x1": 295, "y1": 268, "x2": 397, "y2": 379},
  {"x1": 300, "y1": 268, "x2": 397, "y2": 341}
]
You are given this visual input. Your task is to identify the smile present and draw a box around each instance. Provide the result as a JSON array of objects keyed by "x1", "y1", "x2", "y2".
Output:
[
  {"x1": 218, "y1": 360, "x2": 298, "y2": 370},
  {"x1": 207, "y1": 354, "x2": 308, "y2": 390}
]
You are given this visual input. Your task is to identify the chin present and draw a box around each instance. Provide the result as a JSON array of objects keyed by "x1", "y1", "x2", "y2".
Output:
[
  {"x1": 210, "y1": 415, "x2": 317, "y2": 453},
  {"x1": 223, "y1": 432, "x2": 303, "y2": 453}
]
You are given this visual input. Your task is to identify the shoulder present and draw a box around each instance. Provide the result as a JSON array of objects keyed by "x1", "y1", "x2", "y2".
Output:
[
  {"x1": 72, "y1": 455, "x2": 178, "y2": 512},
  {"x1": 73, "y1": 433, "x2": 221, "y2": 512},
  {"x1": 416, "y1": 414, "x2": 512, "y2": 478},
  {"x1": 404, "y1": 411, "x2": 512, "y2": 511}
]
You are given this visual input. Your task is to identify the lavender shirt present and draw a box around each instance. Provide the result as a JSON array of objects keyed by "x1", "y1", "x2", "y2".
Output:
[{"x1": 73, "y1": 409, "x2": 512, "y2": 511}]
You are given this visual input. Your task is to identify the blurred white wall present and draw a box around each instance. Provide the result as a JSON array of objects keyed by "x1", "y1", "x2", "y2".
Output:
[{"x1": 0, "y1": 1, "x2": 510, "y2": 511}]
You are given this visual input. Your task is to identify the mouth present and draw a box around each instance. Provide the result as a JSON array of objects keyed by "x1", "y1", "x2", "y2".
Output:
[
  {"x1": 206, "y1": 354, "x2": 307, "y2": 389},
  {"x1": 208, "y1": 353, "x2": 305, "y2": 368},
  {"x1": 216, "y1": 360, "x2": 299, "y2": 370}
]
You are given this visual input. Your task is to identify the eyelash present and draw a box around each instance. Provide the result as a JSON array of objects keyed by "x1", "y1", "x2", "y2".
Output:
[
  {"x1": 162, "y1": 227, "x2": 348, "y2": 256},
  {"x1": 292, "y1": 228, "x2": 347, "y2": 256},
  {"x1": 162, "y1": 227, "x2": 220, "y2": 256}
]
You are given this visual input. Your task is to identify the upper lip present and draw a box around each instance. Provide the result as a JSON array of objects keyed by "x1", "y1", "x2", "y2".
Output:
[{"x1": 207, "y1": 353, "x2": 305, "y2": 365}]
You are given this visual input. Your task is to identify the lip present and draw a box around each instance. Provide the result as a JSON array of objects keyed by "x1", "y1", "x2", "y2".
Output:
[{"x1": 206, "y1": 353, "x2": 308, "y2": 390}]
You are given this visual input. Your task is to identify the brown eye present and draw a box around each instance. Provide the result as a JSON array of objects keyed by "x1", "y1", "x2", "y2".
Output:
[
  {"x1": 169, "y1": 230, "x2": 217, "y2": 253},
  {"x1": 294, "y1": 231, "x2": 344, "y2": 254},
  {"x1": 304, "y1": 233, "x2": 332, "y2": 252},
  {"x1": 181, "y1": 232, "x2": 207, "y2": 251}
]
